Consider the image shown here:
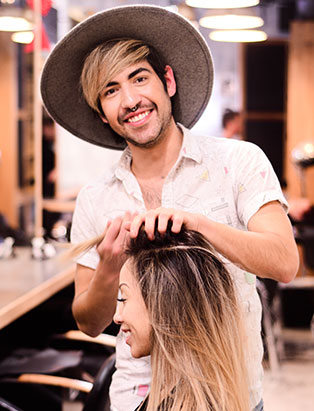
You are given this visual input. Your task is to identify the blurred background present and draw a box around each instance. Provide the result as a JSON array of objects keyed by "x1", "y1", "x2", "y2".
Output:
[
  {"x1": 0, "y1": 1, "x2": 314, "y2": 410},
  {"x1": 1, "y1": 0, "x2": 314, "y2": 242}
]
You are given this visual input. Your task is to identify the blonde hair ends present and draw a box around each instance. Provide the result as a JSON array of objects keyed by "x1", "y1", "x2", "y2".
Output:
[{"x1": 59, "y1": 232, "x2": 105, "y2": 262}]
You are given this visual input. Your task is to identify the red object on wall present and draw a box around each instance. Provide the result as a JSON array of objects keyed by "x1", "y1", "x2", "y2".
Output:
[
  {"x1": 24, "y1": 0, "x2": 52, "y2": 53},
  {"x1": 24, "y1": 24, "x2": 50, "y2": 53},
  {"x1": 26, "y1": 0, "x2": 52, "y2": 16}
]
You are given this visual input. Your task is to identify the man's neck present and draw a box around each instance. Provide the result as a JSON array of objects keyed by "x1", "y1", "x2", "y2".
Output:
[{"x1": 129, "y1": 121, "x2": 183, "y2": 181}]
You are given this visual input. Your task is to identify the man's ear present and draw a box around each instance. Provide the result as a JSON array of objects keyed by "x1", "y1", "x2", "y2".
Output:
[
  {"x1": 164, "y1": 65, "x2": 176, "y2": 98},
  {"x1": 99, "y1": 113, "x2": 108, "y2": 124},
  {"x1": 97, "y1": 100, "x2": 108, "y2": 123}
]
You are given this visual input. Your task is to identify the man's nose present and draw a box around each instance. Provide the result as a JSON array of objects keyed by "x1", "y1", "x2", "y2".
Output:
[{"x1": 121, "y1": 86, "x2": 141, "y2": 110}]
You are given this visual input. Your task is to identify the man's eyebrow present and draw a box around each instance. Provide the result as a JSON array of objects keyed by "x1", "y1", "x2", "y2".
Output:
[
  {"x1": 105, "y1": 81, "x2": 118, "y2": 88},
  {"x1": 105, "y1": 67, "x2": 151, "y2": 88},
  {"x1": 128, "y1": 67, "x2": 151, "y2": 80}
]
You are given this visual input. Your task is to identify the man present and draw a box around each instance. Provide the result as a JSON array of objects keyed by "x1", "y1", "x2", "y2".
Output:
[
  {"x1": 41, "y1": 6, "x2": 299, "y2": 411},
  {"x1": 222, "y1": 108, "x2": 243, "y2": 139}
]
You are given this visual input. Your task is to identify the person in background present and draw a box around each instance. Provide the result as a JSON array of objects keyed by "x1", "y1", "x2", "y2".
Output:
[
  {"x1": 222, "y1": 108, "x2": 243, "y2": 140},
  {"x1": 288, "y1": 197, "x2": 312, "y2": 222},
  {"x1": 40, "y1": 6, "x2": 299, "y2": 411},
  {"x1": 114, "y1": 222, "x2": 250, "y2": 411},
  {"x1": 42, "y1": 115, "x2": 61, "y2": 239}
]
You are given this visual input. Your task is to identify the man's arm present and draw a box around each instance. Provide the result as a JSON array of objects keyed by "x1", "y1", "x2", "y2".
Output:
[
  {"x1": 129, "y1": 201, "x2": 299, "y2": 283},
  {"x1": 72, "y1": 215, "x2": 130, "y2": 337}
]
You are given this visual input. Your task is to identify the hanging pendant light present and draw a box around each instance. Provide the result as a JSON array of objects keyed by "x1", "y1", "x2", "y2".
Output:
[
  {"x1": 186, "y1": 0, "x2": 259, "y2": 9},
  {"x1": 0, "y1": 0, "x2": 33, "y2": 32},
  {"x1": 200, "y1": 14, "x2": 263, "y2": 30},
  {"x1": 209, "y1": 29, "x2": 267, "y2": 42},
  {"x1": 11, "y1": 30, "x2": 34, "y2": 43},
  {"x1": 194, "y1": 1, "x2": 267, "y2": 43}
]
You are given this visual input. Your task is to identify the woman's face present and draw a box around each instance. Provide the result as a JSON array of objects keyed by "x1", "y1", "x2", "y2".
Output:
[{"x1": 113, "y1": 260, "x2": 152, "y2": 358}]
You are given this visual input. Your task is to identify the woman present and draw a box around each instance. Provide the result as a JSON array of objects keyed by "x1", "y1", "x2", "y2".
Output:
[{"x1": 114, "y1": 223, "x2": 250, "y2": 411}]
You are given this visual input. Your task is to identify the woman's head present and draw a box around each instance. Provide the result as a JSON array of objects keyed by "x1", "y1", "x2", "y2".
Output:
[
  {"x1": 114, "y1": 260, "x2": 152, "y2": 358},
  {"x1": 114, "y1": 222, "x2": 249, "y2": 411}
]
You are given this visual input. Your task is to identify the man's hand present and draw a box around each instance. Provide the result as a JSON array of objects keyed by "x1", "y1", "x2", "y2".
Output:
[
  {"x1": 128, "y1": 207, "x2": 200, "y2": 240},
  {"x1": 72, "y1": 211, "x2": 135, "y2": 337},
  {"x1": 126, "y1": 203, "x2": 298, "y2": 283},
  {"x1": 96, "y1": 211, "x2": 133, "y2": 274}
]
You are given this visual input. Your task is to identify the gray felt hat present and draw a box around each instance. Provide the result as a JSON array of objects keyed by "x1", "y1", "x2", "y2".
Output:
[{"x1": 40, "y1": 5, "x2": 214, "y2": 150}]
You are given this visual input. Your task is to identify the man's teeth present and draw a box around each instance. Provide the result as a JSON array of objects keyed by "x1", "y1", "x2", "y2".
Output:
[{"x1": 127, "y1": 110, "x2": 150, "y2": 123}]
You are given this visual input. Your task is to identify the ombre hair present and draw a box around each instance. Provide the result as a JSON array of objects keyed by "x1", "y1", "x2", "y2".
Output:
[
  {"x1": 126, "y1": 223, "x2": 250, "y2": 411},
  {"x1": 80, "y1": 38, "x2": 168, "y2": 116}
]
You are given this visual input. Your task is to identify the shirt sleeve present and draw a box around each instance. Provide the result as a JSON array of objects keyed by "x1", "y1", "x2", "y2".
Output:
[
  {"x1": 70, "y1": 185, "x2": 101, "y2": 269},
  {"x1": 233, "y1": 141, "x2": 288, "y2": 227}
]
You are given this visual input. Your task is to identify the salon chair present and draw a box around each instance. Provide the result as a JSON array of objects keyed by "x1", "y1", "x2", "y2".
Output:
[
  {"x1": 291, "y1": 207, "x2": 314, "y2": 272},
  {"x1": 256, "y1": 278, "x2": 284, "y2": 373},
  {"x1": 0, "y1": 332, "x2": 116, "y2": 411},
  {"x1": 0, "y1": 396, "x2": 23, "y2": 411}
]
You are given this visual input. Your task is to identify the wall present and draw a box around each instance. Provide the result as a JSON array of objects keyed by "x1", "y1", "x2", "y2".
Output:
[
  {"x1": 286, "y1": 21, "x2": 314, "y2": 202},
  {"x1": 0, "y1": 33, "x2": 18, "y2": 226}
]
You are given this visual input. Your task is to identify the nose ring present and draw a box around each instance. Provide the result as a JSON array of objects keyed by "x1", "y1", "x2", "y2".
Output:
[{"x1": 130, "y1": 105, "x2": 138, "y2": 112}]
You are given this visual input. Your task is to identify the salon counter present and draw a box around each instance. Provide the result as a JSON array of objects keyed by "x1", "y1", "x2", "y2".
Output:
[{"x1": 0, "y1": 247, "x2": 75, "y2": 329}]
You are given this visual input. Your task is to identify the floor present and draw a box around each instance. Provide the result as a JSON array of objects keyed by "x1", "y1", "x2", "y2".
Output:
[
  {"x1": 263, "y1": 328, "x2": 314, "y2": 411},
  {"x1": 64, "y1": 328, "x2": 314, "y2": 411}
]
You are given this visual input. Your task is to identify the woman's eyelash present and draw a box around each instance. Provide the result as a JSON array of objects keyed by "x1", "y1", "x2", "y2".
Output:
[{"x1": 117, "y1": 298, "x2": 126, "y2": 302}]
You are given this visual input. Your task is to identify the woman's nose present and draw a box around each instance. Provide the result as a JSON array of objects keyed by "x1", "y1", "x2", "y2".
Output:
[{"x1": 113, "y1": 306, "x2": 122, "y2": 325}]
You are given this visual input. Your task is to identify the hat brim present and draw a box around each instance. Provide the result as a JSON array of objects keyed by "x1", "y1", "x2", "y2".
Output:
[{"x1": 40, "y1": 5, "x2": 214, "y2": 150}]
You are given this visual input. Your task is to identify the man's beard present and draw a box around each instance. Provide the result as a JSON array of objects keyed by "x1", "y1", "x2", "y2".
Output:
[{"x1": 121, "y1": 102, "x2": 172, "y2": 149}]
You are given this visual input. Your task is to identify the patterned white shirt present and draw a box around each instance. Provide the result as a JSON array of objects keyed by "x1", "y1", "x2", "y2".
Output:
[{"x1": 71, "y1": 124, "x2": 288, "y2": 410}]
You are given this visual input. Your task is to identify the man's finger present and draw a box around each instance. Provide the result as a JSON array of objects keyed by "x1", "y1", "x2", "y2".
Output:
[
  {"x1": 171, "y1": 214, "x2": 184, "y2": 233},
  {"x1": 157, "y1": 211, "x2": 173, "y2": 235},
  {"x1": 129, "y1": 214, "x2": 145, "y2": 238},
  {"x1": 102, "y1": 216, "x2": 123, "y2": 245}
]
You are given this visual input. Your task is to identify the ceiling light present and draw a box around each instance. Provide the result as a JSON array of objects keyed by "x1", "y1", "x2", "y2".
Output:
[
  {"x1": 0, "y1": 15, "x2": 32, "y2": 31},
  {"x1": 0, "y1": 4, "x2": 33, "y2": 32},
  {"x1": 11, "y1": 30, "x2": 34, "y2": 44},
  {"x1": 200, "y1": 14, "x2": 263, "y2": 29},
  {"x1": 186, "y1": 0, "x2": 259, "y2": 9},
  {"x1": 209, "y1": 29, "x2": 267, "y2": 42}
]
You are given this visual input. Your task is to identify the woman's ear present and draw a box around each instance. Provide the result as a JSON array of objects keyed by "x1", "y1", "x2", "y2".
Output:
[{"x1": 164, "y1": 65, "x2": 176, "y2": 98}]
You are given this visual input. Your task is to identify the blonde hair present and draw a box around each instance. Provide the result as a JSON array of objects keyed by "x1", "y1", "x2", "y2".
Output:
[
  {"x1": 81, "y1": 39, "x2": 151, "y2": 114},
  {"x1": 127, "y1": 224, "x2": 250, "y2": 411},
  {"x1": 63, "y1": 224, "x2": 250, "y2": 410}
]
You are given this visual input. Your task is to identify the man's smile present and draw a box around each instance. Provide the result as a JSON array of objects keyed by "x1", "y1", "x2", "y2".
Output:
[{"x1": 126, "y1": 110, "x2": 151, "y2": 123}]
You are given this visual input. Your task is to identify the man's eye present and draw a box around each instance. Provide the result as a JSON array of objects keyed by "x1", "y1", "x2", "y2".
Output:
[
  {"x1": 117, "y1": 298, "x2": 127, "y2": 303},
  {"x1": 104, "y1": 88, "x2": 116, "y2": 97},
  {"x1": 135, "y1": 76, "x2": 146, "y2": 84}
]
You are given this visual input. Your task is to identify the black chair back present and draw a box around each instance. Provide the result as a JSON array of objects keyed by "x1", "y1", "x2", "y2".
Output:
[{"x1": 83, "y1": 352, "x2": 116, "y2": 411}]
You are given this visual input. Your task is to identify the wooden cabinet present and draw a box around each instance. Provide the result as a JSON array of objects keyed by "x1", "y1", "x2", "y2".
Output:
[
  {"x1": 241, "y1": 40, "x2": 288, "y2": 187},
  {"x1": 286, "y1": 21, "x2": 314, "y2": 202},
  {"x1": 0, "y1": 33, "x2": 34, "y2": 233},
  {"x1": 0, "y1": 33, "x2": 19, "y2": 228}
]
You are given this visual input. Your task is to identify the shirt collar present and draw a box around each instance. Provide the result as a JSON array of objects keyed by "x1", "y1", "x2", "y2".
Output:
[
  {"x1": 114, "y1": 146, "x2": 132, "y2": 181},
  {"x1": 178, "y1": 124, "x2": 203, "y2": 164}
]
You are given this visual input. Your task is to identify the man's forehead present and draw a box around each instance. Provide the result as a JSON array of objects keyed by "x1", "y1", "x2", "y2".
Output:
[{"x1": 106, "y1": 60, "x2": 154, "y2": 84}]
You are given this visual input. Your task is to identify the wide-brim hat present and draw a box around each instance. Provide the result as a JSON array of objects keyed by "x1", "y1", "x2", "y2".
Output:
[{"x1": 40, "y1": 5, "x2": 214, "y2": 150}]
